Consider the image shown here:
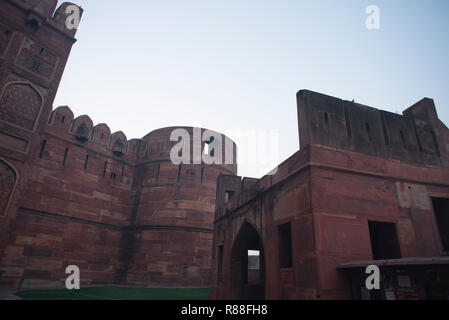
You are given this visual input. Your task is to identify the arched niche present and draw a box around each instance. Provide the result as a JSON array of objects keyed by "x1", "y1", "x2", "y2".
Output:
[
  {"x1": 71, "y1": 115, "x2": 93, "y2": 143},
  {"x1": 0, "y1": 82, "x2": 44, "y2": 131},
  {"x1": 111, "y1": 131, "x2": 127, "y2": 157}
]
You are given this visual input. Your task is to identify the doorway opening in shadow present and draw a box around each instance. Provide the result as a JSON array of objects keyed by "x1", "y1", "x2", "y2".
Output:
[{"x1": 230, "y1": 222, "x2": 265, "y2": 300}]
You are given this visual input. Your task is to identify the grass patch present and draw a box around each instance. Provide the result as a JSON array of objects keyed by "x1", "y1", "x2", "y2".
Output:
[{"x1": 15, "y1": 287, "x2": 211, "y2": 300}]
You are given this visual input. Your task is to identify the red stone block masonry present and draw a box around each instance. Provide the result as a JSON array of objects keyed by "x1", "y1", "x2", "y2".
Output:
[
  {"x1": 1, "y1": 1, "x2": 448, "y2": 300},
  {"x1": 211, "y1": 90, "x2": 449, "y2": 300},
  {"x1": 0, "y1": 0, "x2": 237, "y2": 290}
]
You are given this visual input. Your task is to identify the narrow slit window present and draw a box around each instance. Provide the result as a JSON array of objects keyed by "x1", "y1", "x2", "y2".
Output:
[
  {"x1": 416, "y1": 133, "x2": 423, "y2": 152},
  {"x1": 400, "y1": 131, "x2": 407, "y2": 149},
  {"x1": 380, "y1": 113, "x2": 389, "y2": 145},
  {"x1": 201, "y1": 167, "x2": 204, "y2": 184},
  {"x1": 323, "y1": 112, "x2": 329, "y2": 128},
  {"x1": 156, "y1": 164, "x2": 160, "y2": 183},
  {"x1": 39, "y1": 140, "x2": 46, "y2": 158},
  {"x1": 177, "y1": 165, "x2": 182, "y2": 183},
  {"x1": 62, "y1": 147, "x2": 69, "y2": 167},
  {"x1": 160, "y1": 141, "x2": 164, "y2": 155},
  {"x1": 431, "y1": 130, "x2": 441, "y2": 157},
  {"x1": 344, "y1": 106, "x2": 352, "y2": 137},
  {"x1": 61, "y1": 116, "x2": 65, "y2": 124},
  {"x1": 83, "y1": 155, "x2": 89, "y2": 172},
  {"x1": 120, "y1": 167, "x2": 125, "y2": 182},
  {"x1": 365, "y1": 123, "x2": 372, "y2": 142},
  {"x1": 217, "y1": 245, "x2": 224, "y2": 283},
  {"x1": 103, "y1": 161, "x2": 108, "y2": 178}
]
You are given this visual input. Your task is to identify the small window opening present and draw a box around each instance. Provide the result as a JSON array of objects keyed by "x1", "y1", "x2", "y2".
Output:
[
  {"x1": 120, "y1": 167, "x2": 125, "y2": 182},
  {"x1": 39, "y1": 48, "x2": 44, "y2": 56},
  {"x1": 61, "y1": 116, "x2": 65, "y2": 124},
  {"x1": 26, "y1": 19, "x2": 39, "y2": 30},
  {"x1": 368, "y1": 221, "x2": 401, "y2": 260},
  {"x1": 225, "y1": 191, "x2": 235, "y2": 204},
  {"x1": 279, "y1": 223, "x2": 293, "y2": 268}
]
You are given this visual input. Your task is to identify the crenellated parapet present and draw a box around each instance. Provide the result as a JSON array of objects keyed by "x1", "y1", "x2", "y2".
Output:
[
  {"x1": 0, "y1": 2, "x2": 242, "y2": 290},
  {"x1": 45, "y1": 107, "x2": 241, "y2": 170},
  {"x1": 46, "y1": 106, "x2": 149, "y2": 163},
  {"x1": 297, "y1": 90, "x2": 448, "y2": 166}
]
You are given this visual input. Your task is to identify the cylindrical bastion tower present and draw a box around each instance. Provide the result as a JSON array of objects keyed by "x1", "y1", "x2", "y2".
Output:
[{"x1": 122, "y1": 127, "x2": 237, "y2": 287}]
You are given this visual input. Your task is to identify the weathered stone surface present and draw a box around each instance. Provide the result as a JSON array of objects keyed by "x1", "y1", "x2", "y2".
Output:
[
  {"x1": 212, "y1": 90, "x2": 449, "y2": 300},
  {"x1": 0, "y1": 1, "x2": 237, "y2": 290}
]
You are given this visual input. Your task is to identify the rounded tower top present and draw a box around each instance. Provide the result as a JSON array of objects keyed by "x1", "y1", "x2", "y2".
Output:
[{"x1": 143, "y1": 126, "x2": 237, "y2": 175}]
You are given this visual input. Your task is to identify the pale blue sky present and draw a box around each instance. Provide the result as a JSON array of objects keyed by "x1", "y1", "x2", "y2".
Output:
[{"x1": 54, "y1": 0, "x2": 449, "y2": 178}]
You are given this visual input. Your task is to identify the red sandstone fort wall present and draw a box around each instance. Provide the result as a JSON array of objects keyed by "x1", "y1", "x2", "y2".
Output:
[
  {"x1": 0, "y1": 1, "x2": 238, "y2": 290},
  {"x1": 1, "y1": 105, "x2": 238, "y2": 289},
  {"x1": 212, "y1": 90, "x2": 449, "y2": 300}
]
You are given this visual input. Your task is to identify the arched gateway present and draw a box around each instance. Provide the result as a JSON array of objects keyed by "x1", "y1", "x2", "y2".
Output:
[{"x1": 230, "y1": 222, "x2": 265, "y2": 300}]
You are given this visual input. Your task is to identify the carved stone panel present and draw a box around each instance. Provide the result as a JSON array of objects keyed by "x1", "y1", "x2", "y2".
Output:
[
  {"x1": 16, "y1": 38, "x2": 60, "y2": 80},
  {"x1": 0, "y1": 82, "x2": 43, "y2": 130}
]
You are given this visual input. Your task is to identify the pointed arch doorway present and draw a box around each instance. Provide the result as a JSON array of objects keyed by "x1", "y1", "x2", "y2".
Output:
[{"x1": 230, "y1": 221, "x2": 265, "y2": 300}]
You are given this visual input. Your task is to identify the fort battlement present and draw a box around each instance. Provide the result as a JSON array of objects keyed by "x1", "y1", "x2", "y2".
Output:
[
  {"x1": 46, "y1": 105, "x2": 238, "y2": 169},
  {"x1": 297, "y1": 90, "x2": 449, "y2": 166},
  {"x1": 0, "y1": 2, "x2": 239, "y2": 290}
]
